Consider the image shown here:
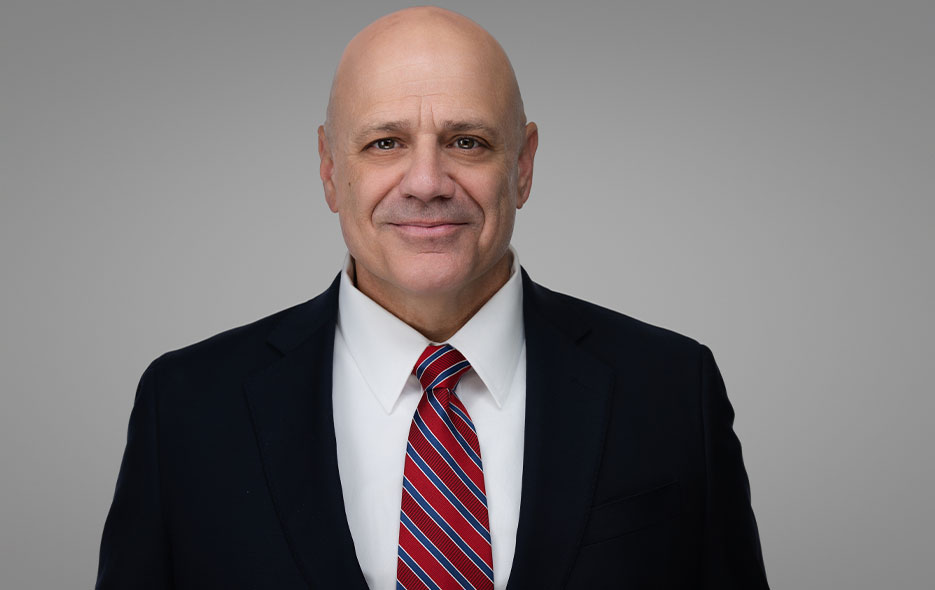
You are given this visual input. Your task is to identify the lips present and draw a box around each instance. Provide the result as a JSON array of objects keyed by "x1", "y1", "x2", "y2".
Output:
[
  {"x1": 392, "y1": 220, "x2": 465, "y2": 227},
  {"x1": 389, "y1": 221, "x2": 467, "y2": 239}
]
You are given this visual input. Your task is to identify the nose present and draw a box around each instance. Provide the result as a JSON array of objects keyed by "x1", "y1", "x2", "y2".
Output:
[{"x1": 398, "y1": 139, "x2": 456, "y2": 202}]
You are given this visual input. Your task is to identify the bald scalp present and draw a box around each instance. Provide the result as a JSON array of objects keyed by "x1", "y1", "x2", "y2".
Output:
[{"x1": 324, "y1": 7, "x2": 526, "y2": 152}]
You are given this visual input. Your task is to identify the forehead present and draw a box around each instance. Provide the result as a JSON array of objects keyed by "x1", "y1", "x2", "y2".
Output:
[{"x1": 336, "y1": 41, "x2": 514, "y2": 137}]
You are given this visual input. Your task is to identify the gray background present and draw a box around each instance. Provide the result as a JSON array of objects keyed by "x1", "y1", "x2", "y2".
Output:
[{"x1": 2, "y1": 0, "x2": 933, "y2": 588}]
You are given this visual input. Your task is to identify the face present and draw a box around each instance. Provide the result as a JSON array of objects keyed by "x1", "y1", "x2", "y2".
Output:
[{"x1": 319, "y1": 30, "x2": 537, "y2": 303}]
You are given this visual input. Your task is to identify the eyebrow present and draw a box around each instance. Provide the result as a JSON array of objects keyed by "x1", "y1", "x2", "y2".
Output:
[
  {"x1": 353, "y1": 120, "x2": 412, "y2": 142},
  {"x1": 440, "y1": 119, "x2": 501, "y2": 141},
  {"x1": 352, "y1": 118, "x2": 502, "y2": 145}
]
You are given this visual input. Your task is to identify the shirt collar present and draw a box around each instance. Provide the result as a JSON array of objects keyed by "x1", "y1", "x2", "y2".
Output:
[{"x1": 337, "y1": 247, "x2": 524, "y2": 414}]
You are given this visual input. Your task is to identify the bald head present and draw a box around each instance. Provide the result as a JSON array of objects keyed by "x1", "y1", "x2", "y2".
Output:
[
  {"x1": 315, "y1": 7, "x2": 538, "y2": 332},
  {"x1": 324, "y1": 7, "x2": 526, "y2": 151}
]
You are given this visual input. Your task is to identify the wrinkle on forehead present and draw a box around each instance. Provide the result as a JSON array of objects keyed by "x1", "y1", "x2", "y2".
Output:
[{"x1": 325, "y1": 7, "x2": 525, "y2": 150}]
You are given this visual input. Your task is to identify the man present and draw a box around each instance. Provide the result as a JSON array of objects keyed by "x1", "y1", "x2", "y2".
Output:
[{"x1": 97, "y1": 7, "x2": 768, "y2": 589}]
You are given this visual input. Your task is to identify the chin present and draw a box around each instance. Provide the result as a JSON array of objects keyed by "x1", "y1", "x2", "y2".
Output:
[
  {"x1": 388, "y1": 253, "x2": 475, "y2": 294},
  {"x1": 395, "y1": 267, "x2": 470, "y2": 297}
]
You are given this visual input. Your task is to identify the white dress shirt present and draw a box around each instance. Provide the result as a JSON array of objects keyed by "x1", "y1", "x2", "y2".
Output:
[{"x1": 332, "y1": 248, "x2": 527, "y2": 590}]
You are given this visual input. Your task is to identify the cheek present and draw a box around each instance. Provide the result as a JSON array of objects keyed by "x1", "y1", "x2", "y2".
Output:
[
  {"x1": 340, "y1": 165, "x2": 398, "y2": 223},
  {"x1": 462, "y1": 166, "x2": 517, "y2": 225}
]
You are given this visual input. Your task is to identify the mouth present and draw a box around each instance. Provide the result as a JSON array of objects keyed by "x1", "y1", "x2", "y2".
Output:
[{"x1": 389, "y1": 221, "x2": 468, "y2": 239}]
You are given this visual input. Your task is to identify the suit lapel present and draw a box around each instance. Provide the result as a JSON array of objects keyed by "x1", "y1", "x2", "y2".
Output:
[
  {"x1": 243, "y1": 275, "x2": 369, "y2": 589},
  {"x1": 241, "y1": 269, "x2": 615, "y2": 588},
  {"x1": 506, "y1": 271, "x2": 616, "y2": 589}
]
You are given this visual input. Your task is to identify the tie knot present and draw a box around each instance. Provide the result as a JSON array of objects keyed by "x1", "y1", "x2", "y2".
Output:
[{"x1": 413, "y1": 344, "x2": 471, "y2": 396}]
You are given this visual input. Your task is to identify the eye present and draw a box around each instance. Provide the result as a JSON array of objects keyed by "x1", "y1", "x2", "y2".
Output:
[
  {"x1": 371, "y1": 138, "x2": 398, "y2": 150},
  {"x1": 454, "y1": 137, "x2": 481, "y2": 150}
]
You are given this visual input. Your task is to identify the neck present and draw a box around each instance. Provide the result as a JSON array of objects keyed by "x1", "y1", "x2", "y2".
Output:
[{"x1": 352, "y1": 253, "x2": 513, "y2": 342}]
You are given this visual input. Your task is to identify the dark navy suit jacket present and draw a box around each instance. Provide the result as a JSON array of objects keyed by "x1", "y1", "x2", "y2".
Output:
[{"x1": 97, "y1": 270, "x2": 769, "y2": 588}]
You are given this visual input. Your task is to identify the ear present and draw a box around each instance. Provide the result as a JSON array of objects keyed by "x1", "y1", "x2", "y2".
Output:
[
  {"x1": 516, "y1": 122, "x2": 538, "y2": 209},
  {"x1": 318, "y1": 125, "x2": 339, "y2": 213}
]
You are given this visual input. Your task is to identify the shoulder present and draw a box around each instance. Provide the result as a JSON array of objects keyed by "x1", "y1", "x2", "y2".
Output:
[
  {"x1": 138, "y1": 303, "x2": 294, "y2": 395},
  {"x1": 146, "y1": 273, "x2": 341, "y2": 385},
  {"x1": 522, "y1": 272, "x2": 707, "y2": 370}
]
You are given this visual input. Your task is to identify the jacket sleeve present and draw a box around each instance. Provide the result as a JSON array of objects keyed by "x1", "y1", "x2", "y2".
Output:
[
  {"x1": 699, "y1": 344, "x2": 770, "y2": 588},
  {"x1": 97, "y1": 357, "x2": 173, "y2": 589}
]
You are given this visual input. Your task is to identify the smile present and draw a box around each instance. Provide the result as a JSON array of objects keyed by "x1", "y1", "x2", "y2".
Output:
[{"x1": 389, "y1": 222, "x2": 468, "y2": 239}]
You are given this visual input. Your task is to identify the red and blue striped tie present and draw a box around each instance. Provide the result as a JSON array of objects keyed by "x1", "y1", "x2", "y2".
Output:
[{"x1": 396, "y1": 344, "x2": 494, "y2": 590}]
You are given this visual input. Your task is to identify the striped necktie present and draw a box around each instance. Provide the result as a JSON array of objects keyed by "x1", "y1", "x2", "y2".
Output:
[{"x1": 396, "y1": 344, "x2": 494, "y2": 590}]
